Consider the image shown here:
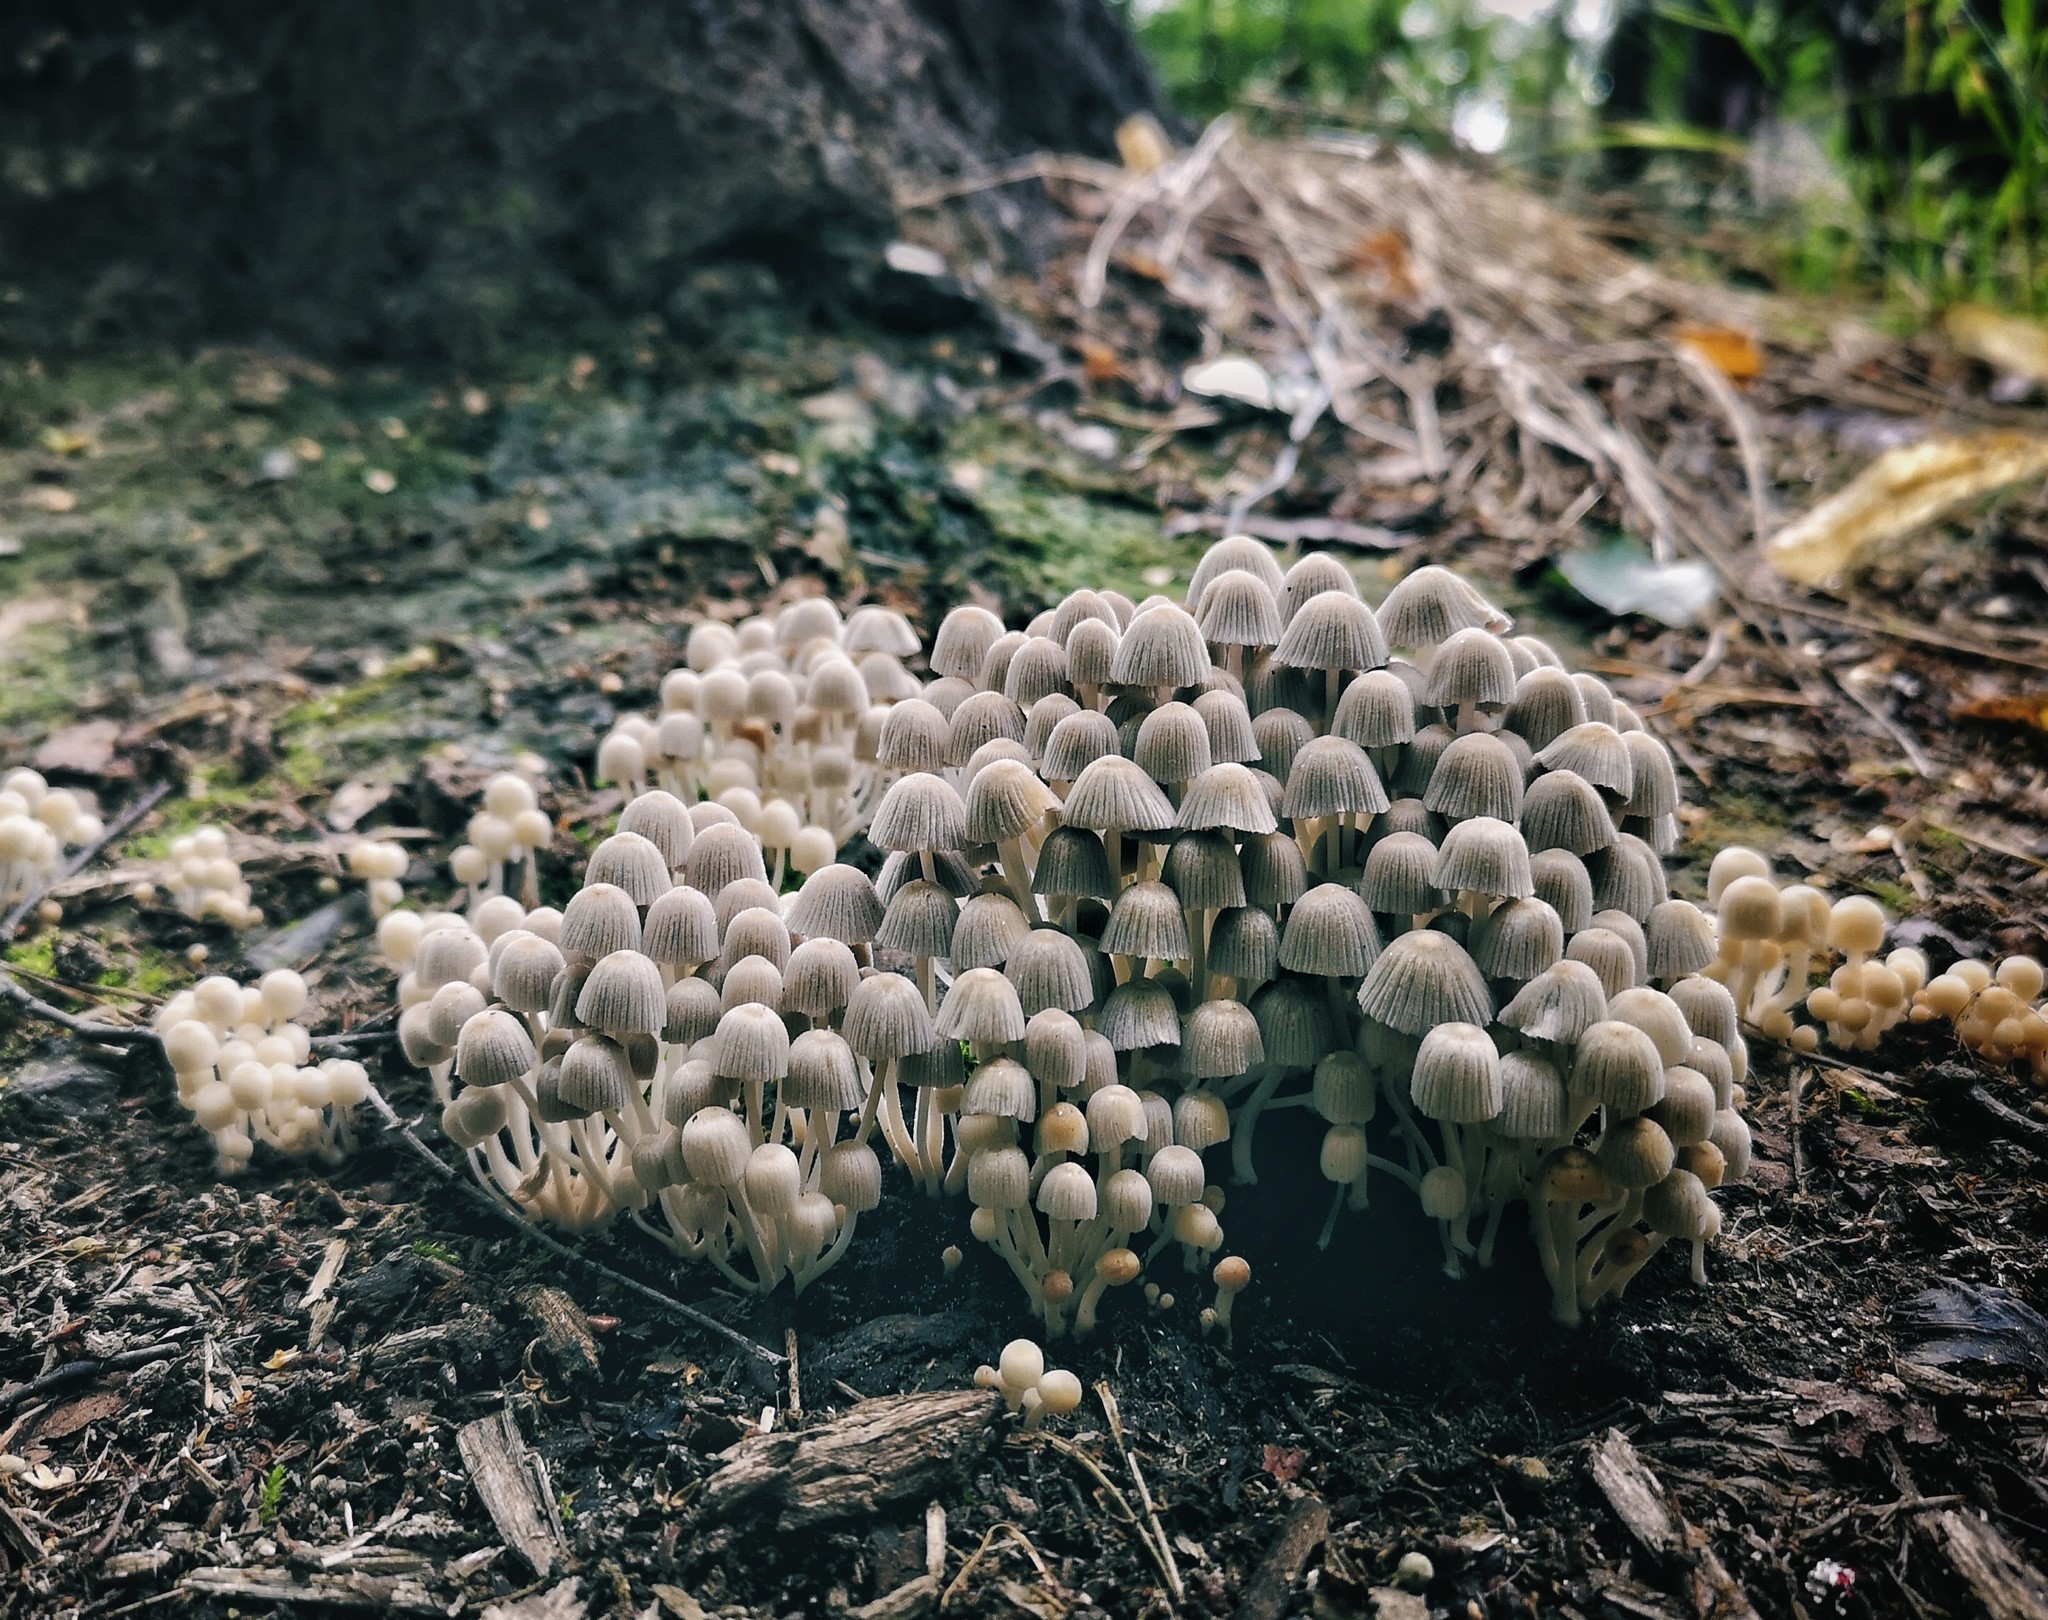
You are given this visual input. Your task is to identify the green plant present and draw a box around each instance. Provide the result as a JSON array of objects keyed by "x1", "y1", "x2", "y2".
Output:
[{"x1": 258, "y1": 1464, "x2": 288, "y2": 1526}]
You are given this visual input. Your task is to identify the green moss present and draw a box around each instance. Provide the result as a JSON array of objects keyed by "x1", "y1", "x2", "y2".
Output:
[
  {"x1": 6, "y1": 933, "x2": 57, "y2": 976},
  {"x1": 968, "y1": 471, "x2": 1193, "y2": 608}
]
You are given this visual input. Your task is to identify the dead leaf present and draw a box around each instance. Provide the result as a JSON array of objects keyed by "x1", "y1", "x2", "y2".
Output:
[
  {"x1": 1344, "y1": 230, "x2": 1420, "y2": 300},
  {"x1": 1833, "y1": 1120, "x2": 1938, "y2": 1168},
  {"x1": 1955, "y1": 695, "x2": 2048, "y2": 731},
  {"x1": 33, "y1": 719, "x2": 123, "y2": 777},
  {"x1": 1261, "y1": 1443, "x2": 1306, "y2": 1483},
  {"x1": 326, "y1": 779, "x2": 395, "y2": 832},
  {"x1": 1945, "y1": 304, "x2": 2048, "y2": 385},
  {"x1": 1787, "y1": 1379, "x2": 1939, "y2": 1457},
  {"x1": 35, "y1": 1391, "x2": 122, "y2": 1441},
  {"x1": 1674, "y1": 324, "x2": 1764, "y2": 384},
  {"x1": 1076, "y1": 340, "x2": 1122, "y2": 383},
  {"x1": 1765, "y1": 432, "x2": 2048, "y2": 586}
]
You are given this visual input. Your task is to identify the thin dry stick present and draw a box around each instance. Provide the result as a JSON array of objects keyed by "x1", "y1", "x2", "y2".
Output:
[
  {"x1": 358, "y1": 1085, "x2": 784, "y2": 1369},
  {"x1": 938, "y1": 1521, "x2": 1058, "y2": 1610},
  {"x1": 1, "y1": 780, "x2": 170, "y2": 941},
  {"x1": 1094, "y1": 1382, "x2": 1184, "y2": 1603},
  {"x1": 1673, "y1": 343, "x2": 1773, "y2": 544}
]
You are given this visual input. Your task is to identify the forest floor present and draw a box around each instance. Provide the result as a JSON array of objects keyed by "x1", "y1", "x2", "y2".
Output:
[{"x1": 6, "y1": 139, "x2": 2048, "y2": 1620}]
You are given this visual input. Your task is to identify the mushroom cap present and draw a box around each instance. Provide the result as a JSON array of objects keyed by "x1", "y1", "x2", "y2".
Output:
[
  {"x1": 1179, "y1": 763, "x2": 1279, "y2": 835},
  {"x1": 1359, "y1": 830, "x2": 1445, "y2": 917},
  {"x1": 1423, "y1": 732, "x2": 1524, "y2": 824},
  {"x1": 1333, "y1": 668, "x2": 1418, "y2": 750},
  {"x1": 681, "y1": 1106, "x2": 753, "y2": 1187},
  {"x1": 963, "y1": 1057, "x2": 1037, "y2": 1121},
  {"x1": 1706, "y1": 846, "x2": 1771, "y2": 905},
  {"x1": 1102, "y1": 880, "x2": 1191, "y2": 961},
  {"x1": 721, "y1": 958, "x2": 786, "y2": 1017},
  {"x1": 821, "y1": 1139, "x2": 884, "y2": 1211},
  {"x1": 1498, "y1": 959, "x2": 1609, "y2": 1044},
  {"x1": 1377, "y1": 564, "x2": 1506, "y2": 650},
  {"x1": 879, "y1": 699, "x2": 951, "y2": 774},
  {"x1": 1279, "y1": 884, "x2": 1382, "y2": 977},
  {"x1": 1099, "y1": 977, "x2": 1183, "y2": 1051},
  {"x1": 1182, "y1": 998, "x2": 1265, "y2": 1080},
  {"x1": 1708, "y1": 1109, "x2": 1752, "y2": 1182},
  {"x1": 931, "y1": 604, "x2": 1007, "y2": 682},
  {"x1": 1111, "y1": 604, "x2": 1210, "y2": 690},
  {"x1": 1197, "y1": 569, "x2": 1284, "y2": 647},
  {"x1": 1531, "y1": 848, "x2": 1595, "y2": 934},
  {"x1": 1252, "y1": 706, "x2": 1316, "y2": 783},
  {"x1": 721, "y1": 906, "x2": 792, "y2": 972},
  {"x1": 1024, "y1": 1007, "x2": 1088, "y2": 1088},
  {"x1": 1643, "y1": 1168, "x2": 1717, "y2": 1240},
  {"x1": 876, "y1": 878, "x2": 960, "y2": 959},
  {"x1": 663, "y1": 977, "x2": 724, "y2": 1046},
  {"x1": 1431, "y1": 816, "x2": 1533, "y2": 901},
  {"x1": 712, "y1": 1002, "x2": 791, "y2": 1082},
  {"x1": 1239, "y1": 830, "x2": 1308, "y2": 909},
  {"x1": 1320, "y1": 1124, "x2": 1369, "y2": 1183},
  {"x1": 785, "y1": 1028, "x2": 864, "y2": 1110},
  {"x1": 1042, "y1": 710, "x2": 1120, "y2": 782},
  {"x1": 977, "y1": 632, "x2": 1029, "y2": 697},
  {"x1": 416, "y1": 926, "x2": 489, "y2": 990},
  {"x1": 1470, "y1": 896, "x2": 1564, "y2": 981},
  {"x1": 1590, "y1": 835, "x2": 1665, "y2": 922},
  {"x1": 1535, "y1": 722, "x2": 1634, "y2": 799},
  {"x1": 1274, "y1": 591, "x2": 1388, "y2": 673},
  {"x1": 576, "y1": 950, "x2": 667, "y2": 1037},
  {"x1": 968, "y1": 1145, "x2": 1031, "y2": 1209},
  {"x1": 1208, "y1": 905, "x2": 1279, "y2": 985},
  {"x1": 559, "y1": 1035, "x2": 631, "y2": 1114},
  {"x1": 1495, "y1": 1049, "x2": 1568, "y2": 1139},
  {"x1": 1357, "y1": 931, "x2": 1492, "y2": 1035},
  {"x1": 1162, "y1": 830, "x2": 1247, "y2": 911},
  {"x1": 1173, "y1": 1089, "x2": 1232, "y2": 1149},
  {"x1": 1621, "y1": 731, "x2": 1679, "y2": 818},
  {"x1": 1390, "y1": 721, "x2": 1454, "y2": 797},
  {"x1": 1646, "y1": 1066, "x2": 1716, "y2": 1146},
  {"x1": 1188, "y1": 534, "x2": 1287, "y2": 605},
  {"x1": 1606, "y1": 986, "x2": 1692, "y2": 1066},
  {"x1": 1065, "y1": 618, "x2": 1120, "y2": 690},
  {"x1": 842, "y1": 971, "x2": 938, "y2": 1060},
  {"x1": 786, "y1": 864, "x2": 884, "y2": 946},
  {"x1": 1050, "y1": 589, "x2": 1119, "y2": 646},
  {"x1": 1668, "y1": 974, "x2": 1740, "y2": 1048},
  {"x1": 1572, "y1": 673, "x2": 1619, "y2": 728},
  {"x1": 457, "y1": 1009, "x2": 538, "y2": 1087},
  {"x1": 1004, "y1": 638, "x2": 1072, "y2": 709},
  {"x1": 1193, "y1": 688, "x2": 1261, "y2": 765},
  {"x1": 1312, "y1": 1050, "x2": 1377, "y2": 1125},
  {"x1": 494, "y1": 931, "x2": 568, "y2": 1014},
  {"x1": 1134, "y1": 702, "x2": 1213, "y2": 785},
  {"x1": 1251, "y1": 974, "x2": 1337, "y2": 1067},
  {"x1": 871, "y1": 773, "x2": 969, "y2": 853},
  {"x1": 1279, "y1": 551, "x2": 1360, "y2": 621},
  {"x1": 1285, "y1": 735, "x2": 1391, "y2": 819},
  {"x1": 1411, "y1": 1022, "x2": 1503, "y2": 1123},
  {"x1": 1566, "y1": 927, "x2": 1640, "y2": 999},
  {"x1": 1589, "y1": 909, "x2": 1650, "y2": 983},
  {"x1": 1101, "y1": 1167, "x2": 1155, "y2": 1232},
  {"x1": 1571, "y1": 1019, "x2": 1666, "y2": 1114},
  {"x1": 1422, "y1": 628, "x2": 1516, "y2": 709},
  {"x1": 949, "y1": 690, "x2": 1027, "y2": 770},
  {"x1": 1599, "y1": 1115, "x2": 1676, "y2": 1189},
  {"x1": 1036, "y1": 1161, "x2": 1099, "y2": 1221},
  {"x1": 1502, "y1": 666, "x2": 1588, "y2": 752},
  {"x1": 643, "y1": 884, "x2": 718, "y2": 967},
  {"x1": 1024, "y1": 692, "x2": 1082, "y2": 761},
  {"x1": 618, "y1": 791, "x2": 694, "y2": 869},
  {"x1": 1520, "y1": 770, "x2": 1617, "y2": 855},
  {"x1": 1086, "y1": 1083, "x2": 1148, "y2": 1150},
  {"x1": 1065, "y1": 755, "x2": 1176, "y2": 835},
  {"x1": 1146, "y1": 1143, "x2": 1206, "y2": 1205},
  {"x1": 1006, "y1": 928, "x2": 1097, "y2": 1015},
  {"x1": 936, "y1": 967, "x2": 1027, "y2": 1046}
]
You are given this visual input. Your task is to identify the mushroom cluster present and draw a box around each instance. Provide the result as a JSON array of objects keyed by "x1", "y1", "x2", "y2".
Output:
[
  {"x1": 1701, "y1": 848, "x2": 1925, "y2": 1053},
  {"x1": 348, "y1": 836, "x2": 411, "y2": 917},
  {"x1": 155, "y1": 970, "x2": 371, "y2": 1171},
  {"x1": 1913, "y1": 953, "x2": 2048, "y2": 1076},
  {"x1": 973, "y1": 1339, "x2": 1087, "y2": 1429},
  {"x1": 0, "y1": 768, "x2": 101, "y2": 910},
  {"x1": 159, "y1": 825, "x2": 261, "y2": 928},
  {"x1": 446, "y1": 772, "x2": 552, "y2": 910}
]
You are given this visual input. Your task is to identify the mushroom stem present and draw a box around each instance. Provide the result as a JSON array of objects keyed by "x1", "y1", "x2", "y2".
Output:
[{"x1": 1229, "y1": 1065, "x2": 1292, "y2": 1184}]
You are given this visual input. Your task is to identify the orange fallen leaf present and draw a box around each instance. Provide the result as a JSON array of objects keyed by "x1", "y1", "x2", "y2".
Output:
[
  {"x1": 1261, "y1": 1443, "x2": 1306, "y2": 1482},
  {"x1": 1954, "y1": 695, "x2": 2048, "y2": 730},
  {"x1": 1674, "y1": 324, "x2": 1764, "y2": 385},
  {"x1": 1076, "y1": 340, "x2": 1122, "y2": 383},
  {"x1": 1343, "y1": 230, "x2": 1420, "y2": 300}
]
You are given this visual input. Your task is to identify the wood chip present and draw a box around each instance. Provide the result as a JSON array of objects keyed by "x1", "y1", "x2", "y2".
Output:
[
  {"x1": 1588, "y1": 1429, "x2": 1760, "y2": 1620},
  {"x1": 482, "y1": 1580, "x2": 587, "y2": 1620},
  {"x1": 178, "y1": 1566, "x2": 441, "y2": 1611},
  {"x1": 696, "y1": 1389, "x2": 1000, "y2": 1531},
  {"x1": 849, "y1": 1574, "x2": 939, "y2": 1620},
  {"x1": 1929, "y1": 1510, "x2": 2048, "y2": 1620},
  {"x1": 457, "y1": 1406, "x2": 569, "y2": 1578},
  {"x1": 514, "y1": 1284, "x2": 600, "y2": 1380},
  {"x1": 1233, "y1": 1496, "x2": 1329, "y2": 1620}
]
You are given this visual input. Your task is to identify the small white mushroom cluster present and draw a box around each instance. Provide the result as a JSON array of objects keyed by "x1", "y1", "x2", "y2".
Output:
[
  {"x1": 161, "y1": 825, "x2": 261, "y2": 928},
  {"x1": 446, "y1": 772, "x2": 552, "y2": 910},
  {"x1": 155, "y1": 970, "x2": 371, "y2": 1172},
  {"x1": 347, "y1": 836, "x2": 411, "y2": 917},
  {"x1": 594, "y1": 601, "x2": 924, "y2": 885},
  {"x1": 1913, "y1": 952, "x2": 2048, "y2": 1077},
  {"x1": 1702, "y1": 849, "x2": 1925, "y2": 1053},
  {"x1": 973, "y1": 1339, "x2": 1085, "y2": 1429},
  {"x1": 0, "y1": 768, "x2": 101, "y2": 909}
]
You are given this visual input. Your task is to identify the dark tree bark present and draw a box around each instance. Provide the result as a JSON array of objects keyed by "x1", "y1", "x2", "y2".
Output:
[{"x1": 0, "y1": 0, "x2": 1173, "y2": 356}]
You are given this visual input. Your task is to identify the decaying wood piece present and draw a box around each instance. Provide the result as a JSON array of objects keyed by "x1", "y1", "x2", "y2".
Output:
[
  {"x1": 849, "y1": 1573, "x2": 940, "y2": 1620},
  {"x1": 1929, "y1": 1510, "x2": 2048, "y2": 1620},
  {"x1": 1589, "y1": 1429, "x2": 1760, "y2": 1620},
  {"x1": 515, "y1": 1284, "x2": 601, "y2": 1381},
  {"x1": 1233, "y1": 1496, "x2": 1329, "y2": 1620},
  {"x1": 457, "y1": 1406, "x2": 569, "y2": 1578},
  {"x1": 696, "y1": 1389, "x2": 1000, "y2": 1531},
  {"x1": 178, "y1": 1565, "x2": 440, "y2": 1611}
]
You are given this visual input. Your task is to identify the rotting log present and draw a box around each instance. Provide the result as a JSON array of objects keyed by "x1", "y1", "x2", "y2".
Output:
[
  {"x1": 1588, "y1": 1428, "x2": 1761, "y2": 1620},
  {"x1": 1928, "y1": 1510, "x2": 2048, "y2": 1620},
  {"x1": 697, "y1": 1388, "x2": 1001, "y2": 1531}
]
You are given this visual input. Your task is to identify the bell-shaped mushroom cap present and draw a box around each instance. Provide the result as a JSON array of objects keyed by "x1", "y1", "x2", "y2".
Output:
[
  {"x1": 1198, "y1": 569, "x2": 1284, "y2": 647},
  {"x1": 784, "y1": 1027, "x2": 863, "y2": 1110},
  {"x1": 1333, "y1": 668, "x2": 1417, "y2": 750},
  {"x1": 1098, "y1": 1166, "x2": 1154, "y2": 1233},
  {"x1": 1378, "y1": 564, "x2": 1506, "y2": 650},
  {"x1": 1280, "y1": 884, "x2": 1382, "y2": 977},
  {"x1": 1647, "y1": 1065, "x2": 1715, "y2": 1147},
  {"x1": 1705, "y1": 846, "x2": 1771, "y2": 906},
  {"x1": 1209, "y1": 905, "x2": 1279, "y2": 985},
  {"x1": 559, "y1": 1035, "x2": 631, "y2": 1114},
  {"x1": 1111, "y1": 604, "x2": 1210, "y2": 690},
  {"x1": 1099, "y1": 977, "x2": 1183, "y2": 1051},
  {"x1": 663, "y1": 977, "x2": 723, "y2": 1046},
  {"x1": 842, "y1": 971, "x2": 937, "y2": 1060},
  {"x1": 1645, "y1": 899, "x2": 1715, "y2": 982},
  {"x1": 494, "y1": 932, "x2": 568, "y2": 1014},
  {"x1": 815, "y1": 1139, "x2": 882, "y2": 1212},
  {"x1": 1036, "y1": 1161, "x2": 1099, "y2": 1222},
  {"x1": 931, "y1": 604, "x2": 1006, "y2": 682},
  {"x1": 963, "y1": 1056, "x2": 1037, "y2": 1120},
  {"x1": 1102, "y1": 880, "x2": 1190, "y2": 961},
  {"x1": 712, "y1": 1002, "x2": 790, "y2": 1083},
  {"x1": 1145, "y1": 1142, "x2": 1206, "y2": 1207},
  {"x1": 1495, "y1": 1049, "x2": 1567, "y2": 1139},
  {"x1": 643, "y1": 885, "x2": 718, "y2": 968},
  {"x1": 1606, "y1": 985, "x2": 1692, "y2": 1066},
  {"x1": 576, "y1": 950, "x2": 667, "y2": 1037},
  {"x1": 967, "y1": 1144, "x2": 1032, "y2": 1211},
  {"x1": 1191, "y1": 688, "x2": 1260, "y2": 766},
  {"x1": 879, "y1": 698, "x2": 950, "y2": 774},
  {"x1": 1004, "y1": 638, "x2": 1071, "y2": 708},
  {"x1": 1643, "y1": 1167, "x2": 1717, "y2": 1242},
  {"x1": 458, "y1": 1009, "x2": 538, "y2": 1087},
  {"x1": 1600, "y1": 1115, "x2": 1676, "y2": 1189},
  {"x1": 1471, "y1": 896, "x2": 1564, "y2": 981},
  {"x1": 1006, "y1": 928, "x2": 1097, "y2": 1015},
  {"x1": 1590, "y1": 834, "x2": 1666, "y2": 922},
  {"x1": 937, "y1": 966, "x2": 1027, "y2": 1046},
  {"x1": 875, "y1": 878, "x2": 958, "y2": 959},
  {"x1": 1229, "y1": 832, "x2": 1299, "y2": 913},
  {"x1": 1357, "y1": 930, "x2": 1492, "y2": 1034},
  {"x1": 680, "y1": 1105, "x2": 752, "y2": 1188},
  {"x1": 723, "y1": 954, "x2": 786, "y2": 1015},
  {"x1": 1589, "y1": 909, "x2": 1649, "y2": 982},
  {"x1": 902, "y1": 1037, "x2": 966, "y2": 1091},
  {"x1": 1019, "y1": 831, "x2": 1105, "y2": 910},
  {"x1": 1189, "y1": 534, "x2": 1287, "y2": 604},
  {"x1": 1572, "y1": 1019, "x2": 1666, "y2": 1114},
  {"x1": 1432, "y1": 816, "x2": 1533, "y2": 901},
  {"x1": 1669, "y1": 974, "x2": 1739, "y2": 1048},
  {"x1": 1284, "y1": 736, "x2": 1391, "y2": 821},
  {"x1": 686, "y1": 822, "x2": 770, "y2": 893},
  {"x1": 1521, "y1": 770, "x2": 1618, "y2": 857},
  {"x1": 415, "y1": 927, "x2": 488, "y2": 995},
  {"x1": 1708, "y1": 1107, "x2": 1752, "y2": 1181},
  {"x1": 1040, "y1": 710, "x2": 1117, "y2": 783},
  {"x1": 559, "y1": 882, "x2": 642, "y2": 960},
  {"x1": 1530, "y1": 848, "x2": 1595, "y2": 934},
  {"x1": 722, "y1": 906, "x2": 793, "y2": 972},
  {"x1": 977, "y1": 631, "x2": 1029, "y2": 696},
  {"x1": 1311, "y1": 1051, "x2": 1377, "y2": 1125},
  {"x1": 1570, "y1": 672, "x2": 1617, "y2": 728},
  {"x1": 1535, "y1": 722, "x2": 1634, "y2": 799},
  {"x1": 1065, "y1": 755, "x2": 1176, "y2": 835},
  {"x1": 618, "y1": 791, "x2": 694, "y2": 869},
  {"x1": 1274, "y1": 591, "x2": 1387, "y2": 672},
  {"x1": 1715, "y1": 873, "x2": 1783, "y2": 943},
  {"x1": 1065, "y1": 616, "x2": 1120, "y2": 690},
  {"x1": 1156, "y1": 831, "x2": 1241, "y2": 912},
  {"x1": 1182, "y1": 998, "x2": 1264, "y2": 1081},
  {"x1": 1049, "y1": 588, "x2": 1118, "y2": 646},
  {"x1": 949, "y1": 689, "x2": 1027, "y2": 769},
  {"x1": 1245, "y1": 654, "x2": 1318, "y2": 719},
  {"x1": 1423, "y1": 732, "x2": 1523, "y2": 824},
  {"x1": 1499, "y1": 959, "x2": 1608, "y2": 1044},
  {"x1": 1024, "y1": 1006, "x2": 1088, "y2": 1088},
  {"x1": 1250, "y1": 974, "x2": 1336, "y2": 1067},
  {"x1": 1034, "y1": 1099, "x2": 1088, "y2": 1157},
  {"x1": 784, "y1": 937, "x2": 861, "y2": 1019},
  {"x1": 1411, "y1": 1022, "x2": 1503, "y2": 1123},
  {"x1": 1390, "y1": 722, "x2": 1455, "y2": 797},
  {"x1": 844, "y1": 603, "x2": 922, "y2": 657},
  {"x1": 943, "y1": 892, "x2": 1024, "y2": 971},
  {"x1": 1278, "y1": 551, "x2": 1360, "y2": 622},
  {"x1": 1252, "y1": 707, "x2": 1315, "y2": 785},
  {"x1": 1172, "y1": 1089, "x2": 1231, "y2": 1150},
  {"x1": 1179, "y1": 762, "x2": 1279, "y2": 835},
  {"x1": 1502, "y1": 666, "x2": 1587, "y2": 752},
  {"x1": 715, "y1": 877, "x2": 782, "y2": 932},
  {"x1": 1086, "y1": 1083, "x2": 1148, "y2": 1152},
  {"x1": 870, "y1": 772, "x2": 969, "y2": 854},
  {"x1": 780, "y1": 861, "x2": 879, "y2": 944},
  {"x1": 1622, "y1": 732, "x2": 1680, "y2": 821},
  {"x1": 1566, "y1": 926, "x2": 1639, "y2": 998},
  {"x1": 1024, "y1": 692, "x2": 1081, "y2": 762},
  {"x1": 1358, "y1": 831, "x2": 1443, "y2": 916},
  {"x1": 441, "y1": 1086, "x2": 509, "y2": 1153},
  {"x1": 1134, "y1": 702, "x2": 1213, "y2": 786},
  {"x1": 1424, "y1": 632, "x2": 1514, "y2": 714}
]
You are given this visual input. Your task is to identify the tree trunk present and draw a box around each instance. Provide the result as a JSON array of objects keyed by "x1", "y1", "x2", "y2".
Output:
[{"x1": 0, "y1": 0, "x2": 1173, "y2": 356}]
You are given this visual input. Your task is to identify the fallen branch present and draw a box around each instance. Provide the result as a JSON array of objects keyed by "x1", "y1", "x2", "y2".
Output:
[{"x1": 0, "y1": 1337, "x2": 188, "y2": 1419}]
